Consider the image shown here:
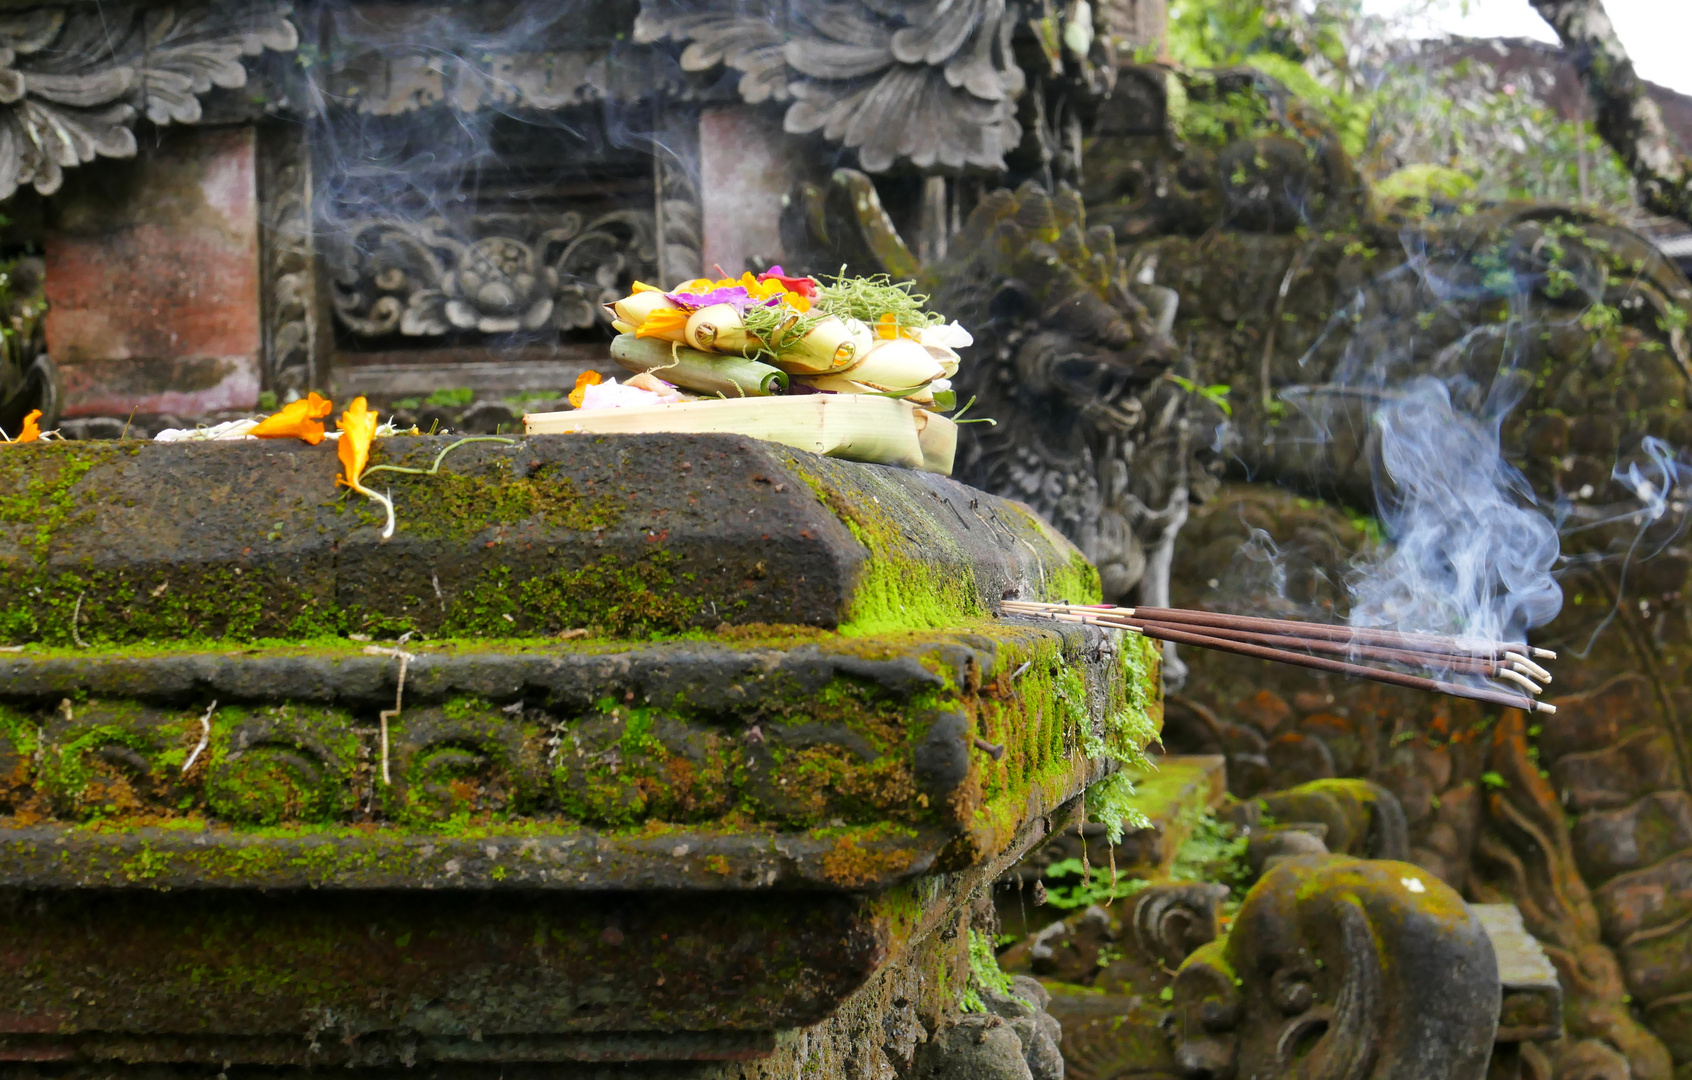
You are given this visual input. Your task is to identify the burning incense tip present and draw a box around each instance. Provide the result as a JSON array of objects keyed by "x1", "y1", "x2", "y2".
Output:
[
  {"x1": 1530, "y1": 648, "x2": 1558, "y2": 660},
  {"x1": 1496, "y1": 669, "x2": 1543, "y2": 695}
]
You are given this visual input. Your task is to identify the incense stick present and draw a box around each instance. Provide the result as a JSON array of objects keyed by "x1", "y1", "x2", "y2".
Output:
[
  {"x1": 1003, "y1": 601, "x2": 1557, "y2": 660},
  {"x1": 1004, "y1": 602, "x2": 1556, "y2": 714},
  {"x1": 1120, "y1": 616, "x2": 1544, "y2": 685}
]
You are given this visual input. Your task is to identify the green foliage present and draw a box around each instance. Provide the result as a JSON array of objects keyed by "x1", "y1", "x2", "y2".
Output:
[
  {"x1": 1482, "y1": 770, "x2": 1507, "y2": 790},
  {"x1": 1168, "y1": 0, "x2": 1375, "y2": 157},
  {"x1": 1040, "y1": 856, "x2": 1152, "y2": 910},
  {"x1": 1367, "y1": 53, "x2": 1634, "y2": 213},
  {"x1": 1166, "y1": 374, "x2": 1233, "y2": 416},
  {"x1": 812, "y1": 271, "x2": 945, "y2": 331},
  {"x1": 1374, "y1": 163, "x2": 1477, "y2": 203},
  {"x1": 1169, "y1": 0, "x2": 1637, "y2": 215},
  {"x1": 0, "y1": 256, "x2": 46, "y2": 402},
  {"x1": 425, "y1": 387, "x2": 476, "y2": 409},
  {"x1": 1089, "y1": 770, "x2": 1153, "y2": 844},
  {"x1": 1171, "y1": 807, "x2": 1251, "y2": 891},
  {"x1": 961, "y1": 929, "x2": 1018, "y2": 1012}
]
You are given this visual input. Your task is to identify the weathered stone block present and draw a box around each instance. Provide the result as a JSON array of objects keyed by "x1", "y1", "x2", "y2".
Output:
[
  {"x1": 0, "y1": 437, "x2": 1160, "y2": 1073},
  {"x1": 1573, "y1": 792, "x2": 1692, "y2": 887},
  {"x1": 0, "y1": 433, "x2": 1096, "y2": 644},
  {"x1": 44, "y1": 126, "x2": 262, "y2": 417}
]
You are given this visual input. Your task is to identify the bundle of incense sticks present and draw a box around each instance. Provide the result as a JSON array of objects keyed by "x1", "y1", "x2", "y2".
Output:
[{"x1": 1002, "y1": 600, "x2": 1558, "y2": 715}]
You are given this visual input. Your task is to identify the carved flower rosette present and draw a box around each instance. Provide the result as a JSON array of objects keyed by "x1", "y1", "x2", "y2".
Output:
[{"x1": 328, "y1": 209, "x2": 659, "y2": 340}]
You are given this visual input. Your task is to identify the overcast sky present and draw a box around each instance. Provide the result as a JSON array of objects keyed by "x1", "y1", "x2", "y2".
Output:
[{"x1": 1359, "y1": 0, "x2": 1692, "y2": 96}]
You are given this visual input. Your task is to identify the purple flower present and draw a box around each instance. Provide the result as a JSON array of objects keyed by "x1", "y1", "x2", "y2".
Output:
[{"x1": 666, "y1": 286, "x2": 755, "y2": 312}]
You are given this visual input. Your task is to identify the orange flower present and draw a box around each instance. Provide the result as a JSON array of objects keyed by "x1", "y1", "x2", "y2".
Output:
[
  {"x1": 3, "y1": 409, "x2": 41, "y2": 443},
  {"x1": 569, "y1": 370, "x2": 603, "y2": 408},
  {"x1": 336, "y1": 396, "x2": 393, "y2": 539},
  {"x1": 251, "y1": 392, "x2": 333, "y2": 444},
  {"x1": 635, "y1": 306, "x2": 690, "y2": 342}
]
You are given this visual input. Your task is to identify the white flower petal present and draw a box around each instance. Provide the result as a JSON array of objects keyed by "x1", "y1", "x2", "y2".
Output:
[{"x1": 918, "y1": 321, "x2": 973, "y2": 350}]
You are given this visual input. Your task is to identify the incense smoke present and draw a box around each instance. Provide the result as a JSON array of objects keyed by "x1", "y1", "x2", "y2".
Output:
[{"x1": 1345, "y1": 377, "x2": 1562, "y2": 645}]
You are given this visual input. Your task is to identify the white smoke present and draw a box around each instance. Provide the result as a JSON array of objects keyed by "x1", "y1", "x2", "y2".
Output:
[{"x1": 1346, "y1": 377, "x2": 1562, "y2": 645}]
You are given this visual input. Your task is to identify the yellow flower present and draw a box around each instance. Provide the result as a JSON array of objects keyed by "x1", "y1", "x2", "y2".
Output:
[
  {"x1": 251, "y1": 392, "x2": 333, "y2": 444},
  {"x1": 3, "y1": 409, "x2": 41, "y2": 443},
  {"x1": 569, "y1": 370, "x2": 603, "y2": 408},
  {"x1": 337, "y1": 396, "x2": 394, "y2": 539},
  {"x1": 875, "y1": 313, "x2": 918, "y2": 340},
  {"x1": 635, "y1": 306, "x2": 691, "y2": 342}
]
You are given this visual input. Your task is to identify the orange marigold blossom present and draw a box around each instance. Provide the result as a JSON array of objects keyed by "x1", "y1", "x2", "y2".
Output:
[
  {"x1": 3, "y1": 409, "x2": 41, "y2": 443},
  {"x1": 569, "y1": 370, "x2": 603, "y2": 408},
  {"x1": 251, "y1": 392, "x2": 334, "y2": 444},
  {"x1": 336, "y1": 396, "x2": 394, "y2": 540}
]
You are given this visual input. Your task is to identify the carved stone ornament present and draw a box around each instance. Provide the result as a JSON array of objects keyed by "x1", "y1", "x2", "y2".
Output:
[
  {"x1": 1164, "y1": 854, "x2": 1500, "y2": 1080},
  {"x1": 328, "y1": 210, "x2": 659, "y2": 339},
  {"x1": 0, "y1": 2, "x2": 298, "y2": 201},
  {"x1": 634, "y1": 0, "x2": 1026, "y2": 173}
]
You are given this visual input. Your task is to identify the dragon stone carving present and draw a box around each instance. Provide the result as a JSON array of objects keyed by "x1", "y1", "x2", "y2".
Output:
[
  {"x1": 921, "y1": 182, "x2": 1208, "y2": 680},
  {"x1": 0, "y1": 2, "x2": 298, "y2": 201}
]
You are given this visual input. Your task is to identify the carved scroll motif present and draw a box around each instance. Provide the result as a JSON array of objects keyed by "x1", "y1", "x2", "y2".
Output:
[
  {"x1": 327, "y1": 211, "x2": 659, "y2": 339},
  {"x1": 258, "y1": 125, "x2": 320, "y2": 393},
  {"x1": 0, "y1": 2, "x2": 299, "y2": 200},
  {"x1": 634, "y1": 0, "x2": 1026, "y2": 173}
]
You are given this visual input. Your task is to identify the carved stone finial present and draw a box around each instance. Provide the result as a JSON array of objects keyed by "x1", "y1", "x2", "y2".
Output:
[
  {"x1": 0, "y1": 2, "x2": 298, "y2": 201},
  {"x1": 1164, "y1": 854, "x2": 1499, "y2": 1080}
]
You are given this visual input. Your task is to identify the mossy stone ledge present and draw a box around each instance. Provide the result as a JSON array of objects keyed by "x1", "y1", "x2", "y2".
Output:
[{"x1": 0, "y1": 433, "x2": 1159, "y2": 1076}]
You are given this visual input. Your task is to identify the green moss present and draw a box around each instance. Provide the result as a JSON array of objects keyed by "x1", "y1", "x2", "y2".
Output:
[
  {"x1": 511, "y1": 552, "x2": 705, "y2": 638},
  {"x1": 392, "y1": 465, "x2": 621, "y2": 540},
  {"x1": 961, "y1": 928, "x2": 1016, "y2": 1011}
]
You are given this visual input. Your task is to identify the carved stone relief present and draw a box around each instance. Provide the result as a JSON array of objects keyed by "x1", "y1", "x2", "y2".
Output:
[
  {"x1": 0, "y1": 2, "x2": 298, "y2": 200},
  {"x1": 258, "y1": 124, "x2": 322, "y2": 393},
  {"x1": 318, "y1": 45, "x2": 678, "y2": 116},
  {"x1": 326, "y1": 209, "x2": 659, "y2": 340},
  {"x1": 634, "y1": 0, "x2": 1027, "y2": 173}
]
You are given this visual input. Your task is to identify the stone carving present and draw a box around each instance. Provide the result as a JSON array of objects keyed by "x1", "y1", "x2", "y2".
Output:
[
  {"x1": 327, "y1": 209, "x2": 658, "y2": 339},
  {"x1": 387, "y1": 703, "x2": 546, "y2": 826},
  {"x1": 997, "y1": 884, "x2": 1229, "y2": 1080},
  {"x1": 1164, "y1": 854, "x2": 1500, "y2": 1080},
  {"x1": 1133, "y1": 881, "x2": 1234, "y2": 971},
  {"x1": 258, "y1": 126, "x2": 321, "y2": 393},
  {"x1": 204, "y1": 705, "x2": 358, "y2": 826},
  {"x1": 634, "y1": 0, "x2": 1028, "y2": 173},
  {"x1": 318, "y1": 45, "x2": 668, "y2": 116},
  {"x1": 912, "y1": 976, "x2": 1065, "y2": 1080},
  {"x1": 0, "y1": 2, "x2": 298, "y2": 200},
  {"x1": 920, "y1": 182, "x2": 1207, "y2": 655},
  {"x1": 1476, "y1": 707, "x2": 1676, "y2": 1080}
]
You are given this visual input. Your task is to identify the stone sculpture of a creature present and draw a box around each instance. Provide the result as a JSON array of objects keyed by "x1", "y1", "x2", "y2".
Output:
[
  {"x1": 919, "y1": 182, "x2": 1208, "y2": 644},
  {"x1": 1164, "y1": 854, "x2": 1501, "y2": 1080}
]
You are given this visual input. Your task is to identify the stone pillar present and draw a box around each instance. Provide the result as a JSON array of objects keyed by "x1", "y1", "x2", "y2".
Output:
[
  {"x1": 699, "y1": 106, "x2": 802, "y2": 278},
  {"x1": 44, "y1": 126, "x2": 264, "y2": 417}
]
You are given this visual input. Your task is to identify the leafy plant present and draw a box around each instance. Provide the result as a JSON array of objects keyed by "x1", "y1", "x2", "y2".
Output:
[
  {"x1": 1040, "y1": 856, "x2": 1152, "y2": 910},
  {"x1": 1167, "y1": 373, "x2": 1234, "y2": 416}
]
